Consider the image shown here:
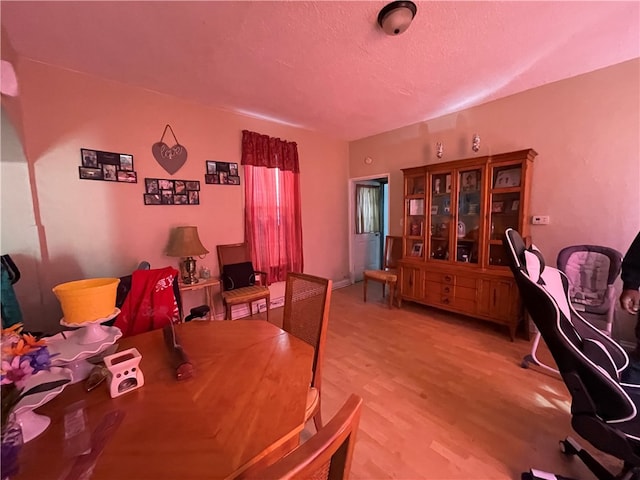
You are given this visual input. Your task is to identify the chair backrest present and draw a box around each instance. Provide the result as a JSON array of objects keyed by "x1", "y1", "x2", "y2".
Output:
[
  {"x1": 556, "y1": 244, "x2": 622, "y2": 314},
  {"x1": 283, "y1": 272, "x2": 332, "y2": 388},
  {"x1": 503, "y1": 229, "x2": 633, "y2": 422},
  {"x1": 217, "y1": 243, "x2": 251, "y2": 269},
  {"x1": 383, "y1": 236, "x2": 403, "y2": 270},
  {"x1": 240, "y1": 394, "x2": 362, "y2": 480}
]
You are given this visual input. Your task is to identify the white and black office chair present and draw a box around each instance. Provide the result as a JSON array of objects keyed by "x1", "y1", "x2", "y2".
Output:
[{"x1": 504, "y1": 228, "x2": 640, "y2": 480}]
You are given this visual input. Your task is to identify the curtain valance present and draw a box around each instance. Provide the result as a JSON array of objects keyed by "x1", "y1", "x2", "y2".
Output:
[{"x1": 241, "y1": 130, "x2": 299, "y2": 173}]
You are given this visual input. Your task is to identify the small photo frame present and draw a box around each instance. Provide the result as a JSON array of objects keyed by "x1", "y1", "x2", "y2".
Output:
[
  {"x1": 117, "y1": 171, "x2": 137, "y2": 183},
  {"x1": 144, "y1": 194, "x2": 161, "y2": 205},
  {"x1": 158, "y1": 179, "x2": 173, "y2": 190},
  {"x1": 145, "y1": 178, "x2": 159, "y2": 193},
  {"x1": 445, "y1": 174, "x2": 451, "y2": 193},
  {"x1": 102, "y1": 164, "x2": 117, "y2": 181},
  {"x1": 174, "y1": 180, "x2": 186, "y2": 194},
  {"x1": 174, "y1": 195, "x2": 188, "y2": 205},
  {"x1": 219, "y1": 172, "x2": 228, "y2": 184},
  {"x1": 229, "y1": 163, "x2": 238, "y2": 176},
  {"x1": 431, "y1": 205, "x2": 439, "y2": 215},
  {"x1": 491, "y1": 201, "x2": 505, "y2": 213},
  {"x1": 205, "y1": 174, "x2": 219, "y2": 184},
  {"x1": 185, "y1": 181, "x2": 200, "y2": 191},
  {"x1": 79, "y1": 166, "x2": 103, "y2": 180},
  {"x1": 511, "y1": 200, "x2": 520, "y2": 212},
  {"x1": 411, "y1": 242, "x2": 423, "y2": 257},
  {"x1": 81, "y1": 149, "x2": 98, "y2": 168},
  {"x1": 119, "y1": 155, "x2": 134, "y2": 171},
  {"x1": 206, "y1": 161, "x2": 217, "y2": 174},
  {"x1": 188, "y1": 191, "x2": 199, "y2": 204},
  {"x1": 161, "y1": 191, "x2": 174, "y2": 205},
  {"x1": 228, "y1": 175, "x2": 240, "y2": 185}
]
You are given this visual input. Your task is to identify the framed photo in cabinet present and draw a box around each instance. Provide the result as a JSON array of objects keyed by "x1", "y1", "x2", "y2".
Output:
[
  {"x1": 494, "y1": 168, "x2": 521, "y2": 188},
  {"x1": 411, "y1": 242, "x2": 423, "y2": 257},
  {"x1": 491, "y1": 201, "x2": 505, "y2": 213}
]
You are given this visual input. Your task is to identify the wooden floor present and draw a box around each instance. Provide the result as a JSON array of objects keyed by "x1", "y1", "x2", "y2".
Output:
[{"x1": 270, "y1": 282, "x2": 621, "y2": 480}]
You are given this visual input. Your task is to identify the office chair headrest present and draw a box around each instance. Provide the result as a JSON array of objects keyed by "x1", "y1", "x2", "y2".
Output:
[{"x1": 523, "y1": 245, "x2": 545, "y2": 285}]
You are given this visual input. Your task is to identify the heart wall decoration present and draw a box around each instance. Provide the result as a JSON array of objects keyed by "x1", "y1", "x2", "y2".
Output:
[{"x1": 152, "y1": 124, "x2": 188, "y2": 175}]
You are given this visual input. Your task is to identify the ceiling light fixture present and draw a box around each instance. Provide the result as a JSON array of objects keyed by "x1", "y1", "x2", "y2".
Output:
[{"x1": 377, "y1": 1, "x2": 417, "y2": 36}]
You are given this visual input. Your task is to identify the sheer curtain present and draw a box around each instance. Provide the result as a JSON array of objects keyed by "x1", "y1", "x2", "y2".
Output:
[
  {"x1": 355, "y1": 185, "x2": 381, "y2": 234},
  {"x1": 242, "y1": 130, "x2": 303, "y2": 283}
]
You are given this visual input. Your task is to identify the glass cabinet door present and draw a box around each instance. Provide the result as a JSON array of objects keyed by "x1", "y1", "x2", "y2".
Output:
[
  {"x1": 428, "y1": 172, "x2": 452, "y2": 261},
  {"x1": 488, "y1": 164, "x2": 523, "y2": 266},
  {"x1": 405, "y1": 174, "x2": 426, "y2": 260},
  {"x1": 456, "y1": 168, "x2": 482, "y2": 264}
]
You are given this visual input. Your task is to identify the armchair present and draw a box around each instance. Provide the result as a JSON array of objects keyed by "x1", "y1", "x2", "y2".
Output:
[{"x1": 217, "y1": 243, "x2": 270, "y2": 321}]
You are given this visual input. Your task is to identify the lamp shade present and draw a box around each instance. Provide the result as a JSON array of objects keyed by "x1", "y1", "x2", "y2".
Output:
[{"x1": 166, "y1": 226, "x2": 209, "y2": 257}]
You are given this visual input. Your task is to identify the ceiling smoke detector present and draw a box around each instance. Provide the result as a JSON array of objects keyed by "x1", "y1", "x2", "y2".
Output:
[{"x1": 377, "y1": 1, "x2": 417, "y2": 36}]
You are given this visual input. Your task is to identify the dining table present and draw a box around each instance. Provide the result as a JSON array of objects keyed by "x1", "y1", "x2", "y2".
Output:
[{"x1": 14, "y1": 320, "x2": 314, "y2": 480}]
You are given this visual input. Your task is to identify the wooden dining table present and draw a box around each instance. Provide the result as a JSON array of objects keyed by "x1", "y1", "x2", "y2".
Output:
[{"x1": 15, "y1": 320, "x2": 314, "y2": 480}]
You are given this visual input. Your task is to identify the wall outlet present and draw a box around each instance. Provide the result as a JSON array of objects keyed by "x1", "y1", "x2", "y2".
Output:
[{"x1": 531, "y1": 215, "x2": 550, "y2": 225}]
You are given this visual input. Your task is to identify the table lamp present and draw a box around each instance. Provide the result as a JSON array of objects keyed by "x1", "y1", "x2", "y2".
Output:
[{"x1": 166, "y1": 226, "x2": 209, "y2": 284}]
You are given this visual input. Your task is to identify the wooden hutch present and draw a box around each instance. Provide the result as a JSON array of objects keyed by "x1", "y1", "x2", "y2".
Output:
[{"x1": 399, "y1": 149, "x2": 537, "y2": 340}]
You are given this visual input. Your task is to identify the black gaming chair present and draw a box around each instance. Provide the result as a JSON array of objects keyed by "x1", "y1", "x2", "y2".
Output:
[{"x1": 503, "y1": 228, "x2": 640, "y2": 480}]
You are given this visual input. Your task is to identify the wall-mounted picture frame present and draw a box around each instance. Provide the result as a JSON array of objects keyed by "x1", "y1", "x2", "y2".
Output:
[
  {"x1": 411, "y1": 242, "x2": 423, "y2": 257},
  {"x1": 204, "y1": 161, "x2": 240, "y2": 185},
  {"x1": 79, "y1": 148, "x2": 138, "y2": 183},
  {"x1": 143, "y1": 177, "x2": 200, "y2": 205}
]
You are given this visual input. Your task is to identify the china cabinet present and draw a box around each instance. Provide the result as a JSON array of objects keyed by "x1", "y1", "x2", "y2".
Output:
[{"x1": 399, "y1": 149, "x2": 536, "y2": 340}]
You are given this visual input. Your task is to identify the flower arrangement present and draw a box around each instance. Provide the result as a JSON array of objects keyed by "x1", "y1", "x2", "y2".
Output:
[{"x1": 1, "y1": 324, "x2": 56, "y2": 431}]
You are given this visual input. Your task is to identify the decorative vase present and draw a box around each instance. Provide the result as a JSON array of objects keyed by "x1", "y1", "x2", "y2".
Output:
[{"x1": 1, "y1": 413, "x2": 23, "y2": 480}]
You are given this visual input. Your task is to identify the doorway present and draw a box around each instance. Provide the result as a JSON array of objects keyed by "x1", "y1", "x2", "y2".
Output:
[{"x1": 348, "y1": 174, "x2": 390, "y2": 283}]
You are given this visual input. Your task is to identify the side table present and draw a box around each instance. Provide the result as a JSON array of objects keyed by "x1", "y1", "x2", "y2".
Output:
[{"x1": 178, "y1": 277, "x2": 221, "y2": 321}]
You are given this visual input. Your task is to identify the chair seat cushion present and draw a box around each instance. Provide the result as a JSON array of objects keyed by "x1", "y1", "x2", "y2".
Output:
[
  {"x1": 364, "y1": 269, "x2": 397, "y2": 283},
  {"x1": 221, "y1": 285, "x2": 269, "y2": 305},
  {"x1": 304, "y1": 387, "x2": 319, "y2": 421},
  {"x1": 222, "y1": 262, "x2": 256, "y2": 291}
]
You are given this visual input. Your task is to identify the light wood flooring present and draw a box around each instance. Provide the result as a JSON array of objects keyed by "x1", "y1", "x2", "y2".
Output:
[{"x1": 269, "y1": 282, "x2": 621, "y2": 480}]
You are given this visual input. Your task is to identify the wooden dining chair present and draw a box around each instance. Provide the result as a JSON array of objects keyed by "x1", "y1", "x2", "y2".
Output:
[
  {"x1": 282, "y1": 272, "x2": 332, "y2": 431},
  {"x1": 363, "y1": 235, "x2": 402, "y2": 308},
  {"x1": 217, "y1": 243, "x2": 270, "y2": 321},
  {"x1": 239, "y1": 394, "x2": 363, "y2": 480}
]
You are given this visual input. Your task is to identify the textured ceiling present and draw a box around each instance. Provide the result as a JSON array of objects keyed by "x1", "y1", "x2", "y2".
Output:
[{"x1": 1, "y1": 1, "x2": 639, "y2": 141}]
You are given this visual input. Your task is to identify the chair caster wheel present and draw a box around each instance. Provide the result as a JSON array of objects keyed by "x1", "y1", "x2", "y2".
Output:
[
  {"x1": 521, "y1": 359, "x2": 530, "y2": 368},
  {"x1": 559, "y1": 438, "x2": 579, "y2": 456}
]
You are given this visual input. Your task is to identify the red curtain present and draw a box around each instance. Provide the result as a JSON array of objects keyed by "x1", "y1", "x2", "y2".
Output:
[{"x1": 242, "y1": 130, "x2": 303, "y2": 283}]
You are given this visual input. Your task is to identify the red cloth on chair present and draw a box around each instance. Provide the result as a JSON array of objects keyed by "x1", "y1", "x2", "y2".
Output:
[{"x1": 114, "y1": 266, "x2": 180, "y2": 337}]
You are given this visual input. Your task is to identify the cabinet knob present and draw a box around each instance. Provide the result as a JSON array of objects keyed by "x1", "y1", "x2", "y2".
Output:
[
  {"x1": 444, "y1": 275, "x2": 452, "y2": 283},
  {"x1": 442, "y1": 297, "x2": 450, "y2": 304},
  {"x1": 443, "y1": 286, "x2": 450, "y2": 293}
]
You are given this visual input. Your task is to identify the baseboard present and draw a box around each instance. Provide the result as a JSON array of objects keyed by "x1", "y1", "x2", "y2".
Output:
[{"x1": 333, "y1": 279, "x2": 352, "y2": 289}]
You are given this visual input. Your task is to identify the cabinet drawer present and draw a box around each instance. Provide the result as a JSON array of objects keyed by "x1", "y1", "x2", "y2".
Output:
[{"x1": 425, "y1": 271, "x2": 455, "y2": 284}]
